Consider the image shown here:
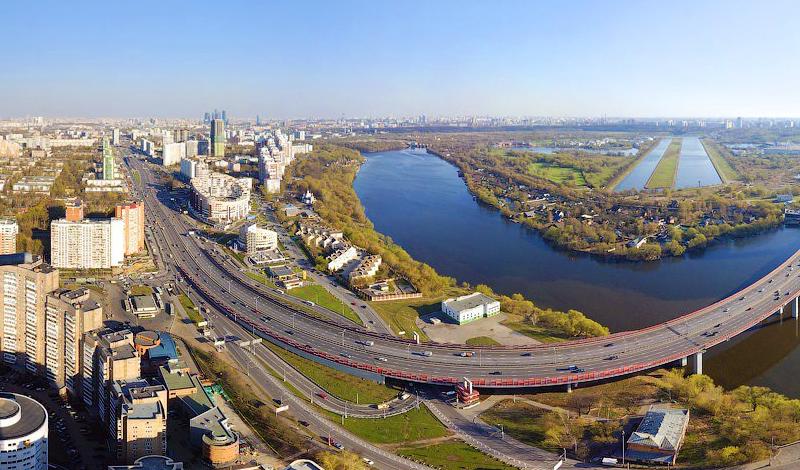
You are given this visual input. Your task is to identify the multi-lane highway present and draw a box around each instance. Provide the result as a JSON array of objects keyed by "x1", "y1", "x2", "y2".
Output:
[{"x1": 128, "y1": 153, "x2": 800, "y2": 389}]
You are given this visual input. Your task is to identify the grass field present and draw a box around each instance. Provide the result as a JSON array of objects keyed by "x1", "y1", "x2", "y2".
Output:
[
  {"x1": 245, "y1": 270, "x2": 278, "y2": 289},
  {"x1": 500, "y1": 313, "x2": 568, "y2": 343},
  {"x1": 369, "y1": 296, "x2": 447, "y2": 342},
  {"x1": 263, "y1": 342, "x2": 397, "y2": 404},
  {"x1": 338, "y1": 405, "x2": 450, "y2": 444},
  {"x1": 287, "y1": 284, "x2": 362, "y2": 325},
  {"x1": 527, "y1": 161, "x2": 587, "y2": 186},
  {"x1": 480, "y1": 400, "x2": 555, "y2": 450},
  {"x1": 465, "y1": 336, "x2": 500, "y2": 346},
  {"x1": 701, "y1": 139, "x2": 739, "y2": 183},
  {"x1": 397, "y1": 440, "x2": 515, "y2": 470},
  {"x1": 128, "y1": 284, "x2": 153, "y2": 295},
  {"x1": 178, "y1": 294, "x2": 203, "y2": 323},
  {"x1": 645, "y1": 138, "x2": 681, "y2": 189}
]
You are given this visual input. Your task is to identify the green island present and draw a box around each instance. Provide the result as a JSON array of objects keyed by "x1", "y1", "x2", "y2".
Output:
[
  {"x1": 287, "y1": 284, "x2": 362, "y2": 325},
  {"x1": 645, "y1": 138, "x2": 681, "y2": 188},
  {"x1": 397, "y1": 440, "x2": 516, "y2": 470},
  {"x1": 341, "y1": 132, "x2": 786, "y2": 263}
]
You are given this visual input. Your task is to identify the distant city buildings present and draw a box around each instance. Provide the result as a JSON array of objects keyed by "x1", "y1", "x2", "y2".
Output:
[
  {"x1": 103, "y1": 137, "x2": 117, "y2": 180},
  {"x1": 0, "y1": 219, "x2": 18, "y2": 254},
  {"x1": 210, "y1": 119, "x2": 225, "y2": 157},
  {"x1": 257, "y1": 129, "x2": 312, "y2": 194},
  {"x1": 161, "y1": 142, "x2": 185, "y2": 166},
  {"x1": 0, "y1": 393, "x2": 49, "y2": 470}
]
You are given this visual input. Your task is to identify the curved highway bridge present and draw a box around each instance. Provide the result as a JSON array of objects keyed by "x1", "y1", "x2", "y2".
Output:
[{"x1": 131, "y1": 156, "x2": 800, "y2": 390}]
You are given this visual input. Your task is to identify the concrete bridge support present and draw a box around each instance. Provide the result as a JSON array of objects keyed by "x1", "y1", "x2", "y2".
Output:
[
  {"x1": 793, "y1": 297, "x2": 799, "y2": 319},
  {"x1": 689, "y1": 351, "x2": 703, "y2": 375},
  {"x1": 679, "y1": 356, "x2": 688, "y2": 367}
]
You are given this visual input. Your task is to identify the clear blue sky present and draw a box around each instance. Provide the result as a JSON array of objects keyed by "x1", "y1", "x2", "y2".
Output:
[{"x1": 3, "y1": 0, "x2": 799, "y2": 119}]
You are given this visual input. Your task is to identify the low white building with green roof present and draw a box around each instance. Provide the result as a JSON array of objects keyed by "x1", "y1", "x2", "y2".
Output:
[{"x1": 442, "y1": 292, "x2": 501, "y2": 325}]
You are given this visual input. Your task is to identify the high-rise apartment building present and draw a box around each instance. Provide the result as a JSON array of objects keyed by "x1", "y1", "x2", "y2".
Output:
[
  {"x1": 161, "y1": 142, "x2": 185, "y2": 166},
  {"x1": 112, "y1": 128, "x2": 121, "y2": 146},
  {"x1": 108, "y1": 380, "x2": 168, "y2": 463},
  {"x1": 0, "y1": 253, "x2": 59, "y2": 373},
  {"x1": 64, "y1": 199, "x2": 84, "y2": 222},
  {"x1": 103, "y1": 137, "x2": 117, "y2": 180},
  {"x1": 45, "y1": 288, "x2": 102, "y2": 395},
  {"x1": 50, "y1": 218, "x2": 125, "y2": 269},
  {"x1": 82, "y1": 329, "x2": 141, "y2": 419},
  {"x1": 115, "y1": 201, "x2": 145, "y2": 256},
  {"x1": 210, "y1": 119, "x2": 225, "y2": 157},
  {"x1": 0, "y1": 219, "x2": 18, "y2": 254}
]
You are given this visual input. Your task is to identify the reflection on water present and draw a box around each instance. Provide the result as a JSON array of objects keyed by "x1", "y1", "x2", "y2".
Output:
[
  {"x1": 615, "y1": 138, "x2": 671, "y2": 191},
  {"x1": 354, "y1": 148, "x2": 800, "y2": 395},
  {"x1": 675, "y1": 136, "x2": 722, "y2": 189}
]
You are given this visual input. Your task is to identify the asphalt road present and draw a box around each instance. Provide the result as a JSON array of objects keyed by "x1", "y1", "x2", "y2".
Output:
[{"x1": 127, "y1": 153, "x2": 800, "y2": 390}]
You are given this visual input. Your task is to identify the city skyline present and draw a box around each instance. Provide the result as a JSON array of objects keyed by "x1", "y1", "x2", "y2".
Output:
[{"x1": 3, "y1": 0, "x2": 800, "y2": 119}]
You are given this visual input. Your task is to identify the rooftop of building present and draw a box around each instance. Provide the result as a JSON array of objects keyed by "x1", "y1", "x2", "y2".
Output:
[
  {"x1": 134, "y1": 330, "x2": 161, "y2": 348},
  {"x1": 147, "y1": 332, "x2": 178, "y2": 361},
  {"x1": 628, "y1": 406, "x2": 689, "y2": 451},
  {"x1": 0, "y1": 218, "x2": 17, "y2": 225},
  {"x1": 158, "y1": 366, "x2": 194, "y2": 392},
  {"x1": 108, "y1": 455, "x2": 184, "y2": 470},
  {"x1": 442, "y1": 292, "x2": 499, "y2": 312},
  {"x1": 192, "y1": 406, "x2": 237, "y2": 446},
  {"x1": 111, "y1": 343, "x2": 137, "y2": 361},
  {"x1": 285, "y1": 459, "x2": 325, "y2": 470},
  {"x1": 268, "y1": 265, "x2": 294, "y2": 277},
  {"x1": 131, "y1": 295, "x2": 158, "y2": 312},
  {"x1": 0, "y1": 393, "x2": 47, "y2": 440}
]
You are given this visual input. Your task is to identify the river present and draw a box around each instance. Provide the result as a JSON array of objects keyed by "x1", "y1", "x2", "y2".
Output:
[
  {"x1": 675, "y1": 136, "x2": 722, "y2": 189},
  {"x1": 614, "y1": 138, "x2": 671, "y2": 191},
  {"x1": 353, "y1": 148, "x2": 800, "y2": 395}
]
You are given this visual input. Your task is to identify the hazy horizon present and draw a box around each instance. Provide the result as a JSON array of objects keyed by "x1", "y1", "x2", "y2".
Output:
[{"x1": 3, "y1": 0, "x2": 799, "y2": 119}]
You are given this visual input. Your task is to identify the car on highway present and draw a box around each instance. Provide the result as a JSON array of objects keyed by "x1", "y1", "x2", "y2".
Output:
[
  {"x1": 376, "y1": 356, "x2": 387, "y2": 362},
  {"x1": 606, "y1": 355, "x2": 619, "y2": 360},
  {"x1": 362, "y1": 458, "x2": 374, "y2": 466}
]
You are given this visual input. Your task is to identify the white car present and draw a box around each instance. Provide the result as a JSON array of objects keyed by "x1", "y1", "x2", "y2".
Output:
[{"x1": 362, "y1": 457, "x2": 374, "y2": 466}]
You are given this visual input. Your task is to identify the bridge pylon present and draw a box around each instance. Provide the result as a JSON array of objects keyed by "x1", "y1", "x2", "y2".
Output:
[{"x1": 689, "y1": 351, "x2": 704, "y2": 375}]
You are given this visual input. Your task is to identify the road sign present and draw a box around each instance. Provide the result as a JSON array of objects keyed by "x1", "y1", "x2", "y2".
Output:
[
  {"x1": 251, "y1": 338, "x2": 262, "y2": 344},
  {"x1": 553, "y1": 459, "x2": 563, "y2": 470},
  {"x1": 275, "y1": 405, "x2": 289, "y2": 415},
  {"x1": 239, "y1": 340, "x2": 250, "y2": 347}
]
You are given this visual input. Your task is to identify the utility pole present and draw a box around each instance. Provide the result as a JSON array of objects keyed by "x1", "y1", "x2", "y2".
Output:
[{"x1": 622, "y1": 429, "x2": 626, "y2": 466}]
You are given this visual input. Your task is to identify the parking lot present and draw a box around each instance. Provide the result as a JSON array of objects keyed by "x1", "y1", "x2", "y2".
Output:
[{"x1": 0, "y1": 368, "x2": 111, "y2": 470}]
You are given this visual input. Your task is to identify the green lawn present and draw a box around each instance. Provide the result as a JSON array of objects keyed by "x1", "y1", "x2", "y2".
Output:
[
  {"x1": 480, "y1": 400, "x2": 553, "y2": 450},
  {"x1": 132, "y1": 170, "x2": 141, "y2": 184},
  {"x1": 465, "y1": 336, "x2": 500, "y2": 346},
  {"x1": 369, "y1": 298, "x2": 441, "y2": 342},
  {"x1": 339, "y1": 405, "x2": 450, "y2": 444},
  {"x1": 129, "y1": 284, "x2": 153, "y2": 295},
  {"x1": 178, "y1": 294, "x2": 203, "y2": 323},
  {"x1": 645, "y1": 138, "x2": 681, "y2": 189},
  {"x1": 397, "y1": 441, "x2": 515, "y2": 470},
  {"x1": 245, "y1": 270, "x2": 278, "y2": 289},
  {"x1": 701, "y1": 139, "x2": 739, "y2": 183},
  {"x1": 500, "y1": 314, "x2": 568, "y2": 343},
  {"x1": 287, "y1": 284, "x2": 362, "y2": 325},
  {"x1": 264, "y1": 342, "x2": 397, "y2": 404},
  {"x1": 527, "y1": 162, "x2": 587, "y2": 186}
]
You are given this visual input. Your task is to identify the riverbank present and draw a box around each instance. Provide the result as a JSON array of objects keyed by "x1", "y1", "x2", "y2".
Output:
[{"x1": 283, "y1": 144, "x2": 609, "y2": 341}]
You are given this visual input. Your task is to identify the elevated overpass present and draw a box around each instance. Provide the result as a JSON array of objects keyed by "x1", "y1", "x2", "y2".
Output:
[{"x1": 131, "y1": 156, "x2": 800, "y2": 390}]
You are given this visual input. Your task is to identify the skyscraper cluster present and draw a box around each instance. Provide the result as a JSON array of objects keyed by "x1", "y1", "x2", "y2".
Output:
[{"x1": 203, "y1": 109, "x2": 227, "y2": 124}]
